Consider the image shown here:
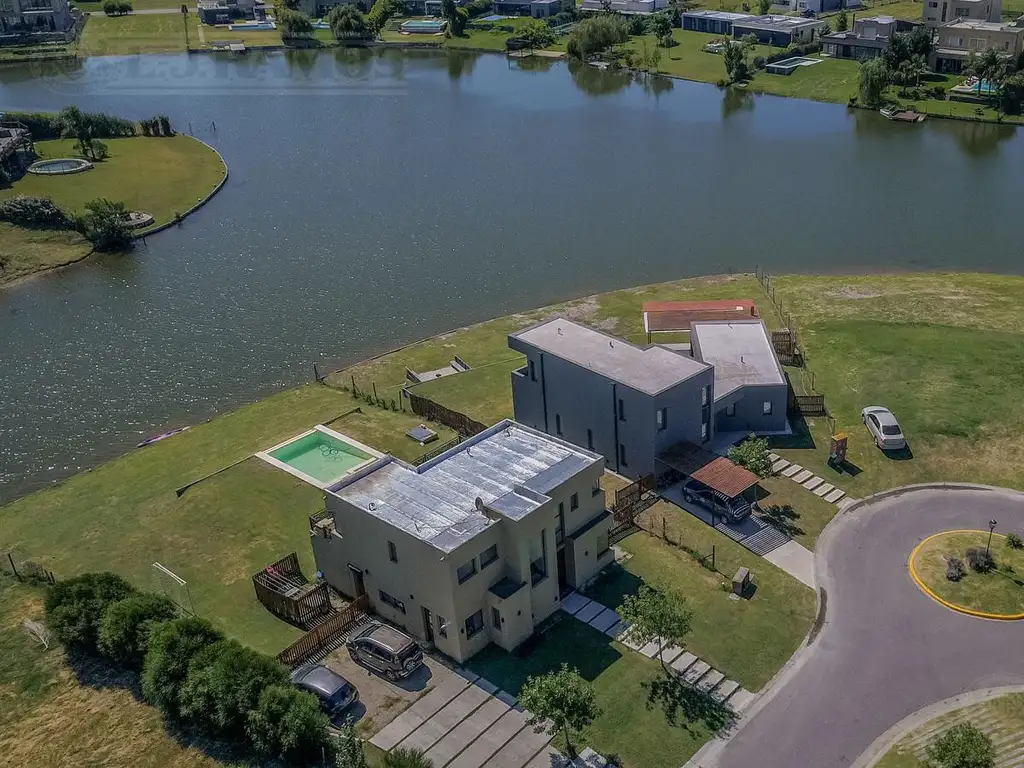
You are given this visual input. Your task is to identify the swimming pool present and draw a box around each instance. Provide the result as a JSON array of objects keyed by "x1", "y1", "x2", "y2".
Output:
[
  {"x1": 27, "y1": 158, "x2": 93, "y2": 175},
  {"x1": 400, "y1": 19, "x2": 446, "y2": 33},
  {"x1": 952, "y1": 77, "x2": 999, "y2": 96},
  {"x1": 258, "y1": 426, "x2": 382, "y2": 488},
  {"x1": 765, "y1": 56, "x2": 821, "y2": 75},
  {"x1": 228, "y1": 20, "x2": 277, "y2": 31}
]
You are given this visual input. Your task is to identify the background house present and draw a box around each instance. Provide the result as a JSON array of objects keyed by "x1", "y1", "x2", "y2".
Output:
[
  {"x1": 730, "y1": 15, "x2": 826, "y2": 46},
  {"x1": 819, "y1": 15, "x2": 919, "y2": 61},
  {"x1": 932, "y1": 16, "x2": 1024, "y2": 71},
  {"x1": 925, "y1": 0, "x2": 1002, "y2": 27},
  {"x1": 580, "y1": 0, "x2": 668, "y2": 14},
  {"x1": 310, "y1": 420, "x2": 611, "y2": 663},
  {"x1": 494, "y1": 0, "x2": 569, "y2": 17},
  {"x1": 0, "y1": 0, "x2": 73, "y2": 38},
  {"x1": 682, "y1": 10, "x2": 755, "y2": 36}
]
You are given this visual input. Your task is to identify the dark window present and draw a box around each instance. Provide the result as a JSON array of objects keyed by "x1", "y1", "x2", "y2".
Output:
[
  {"x1": 882, "y1": 424, "x2": 901, "y2": 436},
  {"x1": 618, "y1": 398, "x2": 625, "y2": 421},
  {"x1": 480, "y1": 544, "x2": 498, "y2": 568},
  {"x1": 763, "y1": 401, "x2": 773, "y2": 416},
  {"x1": 437, "y1": 615, "x2": 448, "y2": 637},
  {"x1": 492, "y1": 607, "x2": 501, "y2": 630},
  {"x1": 379, "y1": 590, "x2": 405, "y2": 614},
  {"x1": 592, "y1": 477, "x2": 602, "y2": 496},
  {"x1": 619, "y1": 444, "x2": 627, "y2": 467},
  {"x1": 388, "y1": 541, "x2": 397, "y2": 563},
  {"x1": 556, "y1": 503, "x2": 564, "y2": 545},
  {"x1": 465, "y1": 610, "x2": 484, "y2": 638},
  {"x1": 570, "y1": 493, "x2": 578, "y2": 511},
  {"x1": 597, "y1": 531, "x2": 610, "y2": 555},
  {"x1": 701, "y1": 423, "x2": 709, "y2": 442},
  {"x1": 587, "y1": 428, "x2": 594, "y2": 450},
  {"x1": 530, "y1": 530, "x2": 548, "y2": 585},
  {"x1": 725, "y1": 403, "x2": 736, "y2": 417},
  {"x1": 657, "y1": 407, "x2": 667, "y2": 431},
  {"x1": 555, "y1": 413, "x2": 562, "y2": 435},
  {"x1": 457, "y1": 559, "x2": 477, "y2": 584},
  {"x1": 702, "y1": 386, "x2": 709, "y2": 406},
  {"x1": 529, "y1": 360, "x2": 536, "y2": 381}
]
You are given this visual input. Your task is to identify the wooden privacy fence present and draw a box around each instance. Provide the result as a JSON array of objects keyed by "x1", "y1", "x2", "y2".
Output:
[
  {"x1": 277, "y1": 594, "x2": 370, "y2": 667},
  {"x1": 253, "y1": 552, "x2": 332, "y2": 629},
  {"x1": 790, "y1": 393, "x2": 828, "y2": 417},
  {"x1": 405, "y1": 391, "x2": 487, "y2": 438},
  {"x1": 610, "y1": 474, "x2": 657, "y2": 542}
]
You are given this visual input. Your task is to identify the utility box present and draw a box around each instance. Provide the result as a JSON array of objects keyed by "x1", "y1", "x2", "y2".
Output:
[
  {"x1": 829, "y1": 432, "x2": 848, "y2": 465},
  {"x1": 733, "y1": 567, "x2": 751, "y2": 597}
]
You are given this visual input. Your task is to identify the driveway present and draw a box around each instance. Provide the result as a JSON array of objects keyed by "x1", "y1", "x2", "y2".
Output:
[{"x1": 699, "y1": 486, "x2": 1024, "y2": 768}]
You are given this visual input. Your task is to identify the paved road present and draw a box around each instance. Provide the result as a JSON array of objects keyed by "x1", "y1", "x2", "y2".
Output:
[{"x1": 701, "y1": 486, "x2": 1024, "y2": 768}]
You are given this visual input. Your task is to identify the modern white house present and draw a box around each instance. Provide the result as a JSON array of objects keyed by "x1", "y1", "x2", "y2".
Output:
[
  {"x1": 0, "y1": 0, "x2": 75, "y2": 40},
  {"x1": 508, "y1": 316, "x2": 788, "y2": 483},
  {"x1": 580, "y1": 0, "x2": 668, "y2": 14},
  {"x1": 310, "y1": 420, "x2": 612, "y2": 663},
  {"x1": 925, "y1": 0, "x2": 1002, "y2": 27},
  {"x1": 731, "y1": 14, "x2": 827, "y2": 45}
]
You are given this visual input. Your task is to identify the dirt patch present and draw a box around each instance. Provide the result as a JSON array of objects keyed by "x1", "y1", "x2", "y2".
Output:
[{"x1": 319, "y1": 649, "x2": 454, "y2": 737}]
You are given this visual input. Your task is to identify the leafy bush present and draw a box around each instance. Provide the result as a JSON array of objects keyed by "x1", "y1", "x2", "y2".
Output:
[
  {"x1": 946, "y1": 556, "x2": 966, "y2": 582},
  {"x1": 728, "y1": 436, "x2": 775, "y2": 478},
  {"x1": 382, "y1": 747, "x2": 434, "y2": 768},
  {"x1": 567, "y1": 15, "x2": 629, "y2": 60},
  {"x1": 0, "y1": 196, "x2": 75, "y2": 230},
  {"x1": 925, "y1": 722, "x2": 995, "y2": 768},
  {"x1": 334, "y1": 723, "x2": 367, "y2": 768},
  {"x1": 278, "y1": 8, "x2": 314, "y2": 39},
  {"x1": 765, "y1": 41, "x2": 822, "y2": 65},
  {"x1": 753, "y1": 55, "x2": 766, "y2": 69},
  {"x1": 83, "y1": 198, "x2": 133, "y2": 252},
  {"x1": 103, "y1": 0, "x2": 133, "y2": 14},
  {"x1": 328, "y1": 3, "x2": 370, "y2": 40},
  {"x1": 179, "y1": 639, "x2": 290, "y2": 739},
  {"x1": 97, "y1": 592, "x2": 177, "y2": 667},
  {"x1": 44, "y1": 572, "x2": 136, "y2": 652},
  {"x1": 966, "y1": 547, "x2": 995, "y2": 573},
  {"x1": 142, "y1": 615, "x2": 224, "y2": 715},
  {"x1": 246, "y1": 684, "x2": 330, "y2": 762},
  {"x1": 464, "y1": 0, "x2": 493, "y2": 17},
  {"x1": 518, "y1": 19, "x2": 555, "y2": 49},
  {"x1": 1007, "y1": 533, "x2": 1023, "y2": 550}
]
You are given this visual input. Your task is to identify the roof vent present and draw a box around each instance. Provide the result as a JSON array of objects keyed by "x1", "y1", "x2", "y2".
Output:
[
  {"x1": 741, "y1": 355, "x2": 745, "y2": 364},
  {"x1": 368, "y1": 501, "x2": 377, "y2": 511},
  {"x1": 475, "y1": 497, "x2": 484, "y2": 511},
  {"x1": 609, "y1": 341, "x2": 614, "y2": 348},
  {"x1": 557, "y1": 327, "x2": 563, "y2": 335}
]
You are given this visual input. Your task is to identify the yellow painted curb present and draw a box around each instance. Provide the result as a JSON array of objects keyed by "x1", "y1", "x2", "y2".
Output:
[{"x1": 908, "y1": 530, "x2": 1024, "y2": 621}]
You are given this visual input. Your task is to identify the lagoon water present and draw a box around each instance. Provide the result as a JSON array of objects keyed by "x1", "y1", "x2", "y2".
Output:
[{"x1": 1, "y1": 49, "x2": 1021, "y2": 499}]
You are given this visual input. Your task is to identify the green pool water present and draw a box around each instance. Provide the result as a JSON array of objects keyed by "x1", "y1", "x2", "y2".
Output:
[{"x1": 268, "y1": 431, "x2": 373, "y2": 483}]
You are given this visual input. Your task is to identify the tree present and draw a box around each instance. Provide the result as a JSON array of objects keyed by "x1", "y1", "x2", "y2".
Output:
[
  {"x1": 650, "y1": 13, "x2": 672, "y2": 43},
  {"x1": 367, "y1": 0, "x2": 401, "y2": 35},
  {"x1": 44, "y1": 572, "x2": 135, "y2": 652},
  {"x1": 859, "y1": 57, "x2": 890, "y2": 108},
  {"x1": 518, "y1": 664, "x2": 600, "y2": 757},
  {"x1": 906, "y1": 24, "x2": 932, "y2": 59},
  {"x1": 835, "y1": 9, "x2": 848, "y2": 32},
  {"x1": 329, "y1": 4, "x2": 370, "y2": 39},
  {"x1": 178, "y1": 639, "x2": 290, "y2": 738},
  {"x1": 965, "y1": 48, "x2": 1009, "y2": 101},
  {"x1": 925, "y1": 723, "x2": 995, "y2": 768},
  {"x1": 334, "y1": 723, "x2": 368, "y2": 768},
  {"x1": 566, "y1": 14, "x2": 629, "y2": 59},
  {"x1": 519, "y1": 19, "x2": 555, "y2": 50},
  {"x1": 382, "y1": 747, "x2": 434, "y2": 767},
  {"x1": 728, "y1": 436, "x2": 774, "y2": 478},
  {"x1": 278, "y1": 8, "x2": 314, "y2": 39},
  {"x1": 246, "y1": 684, "x2": 330, "y2": 762},
  {"x1": 97, "y1": 592, "x2": 177, "y2": 667},
  {"x1": 617, "y1": 584, "x2": 693, "y2": 671},
  {"x1": 441, "y1": 0, "x2": 466, "y2": 36},
  {"x1": 723, "y1": 39, "x2": 750, "y2": 83},
  {"x1": 758, "y1": 0, "x2": 771, "y2": 15},
  {"x1": 1000, "y1": 71, "x2": 1024, "y2": 114},
  {"x1": 883, "y1": 32, "x2": 910, "y2": 71},
  {"x1": 84, "y1": 198, "x2": 133, "y2": 252},
  {"x1": 142, "y1": 616, "x2": 224, "y2": 716}
]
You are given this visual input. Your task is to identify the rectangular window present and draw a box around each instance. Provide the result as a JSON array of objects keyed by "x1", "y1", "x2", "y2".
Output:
[
  {"x1": 597, "y1": 531, "x2": 610, "y2": 555},
  {"x1": 379, "y1": 590, "x2": 406, "y2": 614},
  {"x1": 555, "y1": 413, "x2": 562, "y2": 435},
  {"x1": 592, "y1": 477, "x2": 602, "y2": 497},
  {"x1": 492, "y1": 607, "x2": 501, "y2": 630},
  {"x1": 570, "y1": 493, "x2": 578, "y2": 511},
  {"x1": 619, "y1": 443, "x2": 627, "y2": 467},
  {"x1": 457, "y1": 559, "x2": 477, "y2": 584},
  {"x1": 928, "y1": 1, "x2": 937, "y2": 6},
  {"x1": 763, "y1": 401, "x2": 773, "y2": 416},
  {"x1": 657, "y1": 407, "x2": 668, "y2": 431},
  {"x1": 465, "y1": 610, "x2": 484, "y2": 638},
  {"x1": 702, "y1": 385, "x2": 709, "y2": 406},
  {"x1": 437, "y1": 615, "x2": 448, "y2": 637},
  {"x1": 530, "y1": 529, "x2": 548, "y2": 586},
  {"x1": 480, "y1": 543, "x2": 498, "y2": 569},
  {"x1": 529, "y1": 359, "x2": 536, "y2": 381},
  {"x1": 556, "y1": 503, "x2": 564, "y2": 545},
  {"x1": 618, "y1": 398, "x2": 625, "y2": 421},
  {"x1": 726, "y1": 403, "x2": 736, "y2": 417},
  {"x1": 701, "y1": 423, "x2": 708, "y2": 441},
  {"x1": 587, "y1": 428, "x2": 594, "y2": 450},
  {"x1": 388, "y1": 541, "x2": 397, "y2": 563}
]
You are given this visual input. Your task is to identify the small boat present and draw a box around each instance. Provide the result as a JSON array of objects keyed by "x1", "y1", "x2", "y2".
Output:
[
  {"x1": 137, "y1": 426, "x2": 190, "y2": 448},
  {"x1": 880, "y1": 106, "x2": 926, "y2": 123}
]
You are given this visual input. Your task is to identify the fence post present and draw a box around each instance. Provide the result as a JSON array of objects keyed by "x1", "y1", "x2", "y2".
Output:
[
  {"x1": 372, "y1": 382, "x2": 378, "y2": 401},
  {"x1": 350, "y1": 374, "x2": 357, "y2": 394},
  {"x1": 313, "y1": 363, "x2": 320, "y2": 383},
  {"x1": 7, "y1": 553, "x2": 20, "y2": 582},
  {"x1": 712, "y1": 545, "x2": 716, "y2": 572}
]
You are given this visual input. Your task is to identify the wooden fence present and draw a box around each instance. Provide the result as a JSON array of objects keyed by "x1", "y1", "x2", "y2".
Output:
[
  {"x1": 790, "y1": 393, "x2": 828, "y2": 417},
  {"x1": 405, "y1": 391, "x2": 487, "y2": 438},
  {"x1": 252, "y1": 552, "x2": 332, "y2": 629},
  {"x1": 1, "y1": 551, "x2": 55, "y2": 584},
  {"x1": 610, "y1": 474, "x2": 657, "y2": 542},
  {"x1": 277, "y1": 594, "x2": 370, "y2": 667}
]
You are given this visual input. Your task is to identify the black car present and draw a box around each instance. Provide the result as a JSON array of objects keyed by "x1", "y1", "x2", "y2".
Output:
[
  {"x1": 290, "y1": 663, "x2": 359, "y2": 715},
  {"x1": 347, "y1": 623, "x2": 424, "y2": 681}
]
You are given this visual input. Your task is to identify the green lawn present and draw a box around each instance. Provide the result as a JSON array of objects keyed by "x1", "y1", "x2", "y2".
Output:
[
  {"x1": 877, "y1": 693, "x2": 1024, "y2": 768},
  {"x1": 623, "y1": 30, "x2": 773, "y2": 84},
  {"x1": 190, "y1": 17, "x2": 285, "y2": 48},
  {"x1": 585, "y1": 484, "x2": 816, "y2": 691},
  {"x1": 0, "y1": 42, "x2": 75, "y2": 61},
  {"x1": 755, "y1": 475, "x2": 839, "y2": 551},
  {"x1": 820, "y1": 0, "x2": 924, "y2": 20},
  {"x1": 0, "y1": 136, "x2": 225, "y2": 230},
  {"x1": 748, "y1": 57, "x2": 861, "y2": 103},
  {"x1": 409, "y1": 358, "x2": 522, "y2": 428},
  {"x1": 74, "y1": 0, "x2": 182, "y2": 10},
  {"x1": 468, "y1": 617, "x2": 734, "y2": 768},
  {"x1": 328, "y1": 403, "x2": 458, "y2": 462},
  {"x1": 79, "y1": 12, "x2": 187, "y2": 55},
  {"x1": 914, "y1": 532, "x2": 1024, "y2": 615},
  {"x1": 0, "y1": 223, "x2": 92, "y2": 287}
]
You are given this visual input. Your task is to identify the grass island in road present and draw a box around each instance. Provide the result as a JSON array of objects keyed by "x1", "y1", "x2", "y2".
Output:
[{"x1": 912, "y1": 531, "x2": 1024, "y2": 617}]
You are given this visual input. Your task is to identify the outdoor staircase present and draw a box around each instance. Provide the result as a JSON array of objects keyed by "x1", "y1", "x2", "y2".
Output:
[{"x1": 714, "y1": 517, "x2": 790, "y2": 556}]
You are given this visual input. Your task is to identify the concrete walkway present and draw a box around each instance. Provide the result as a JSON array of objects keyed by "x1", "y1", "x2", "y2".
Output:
[
  {"x1": 762, "y1": 539, "x2": 816, "y2": 589},
  {"x1": 561, "y1": 591, "x2": 756, "y2": 714}
]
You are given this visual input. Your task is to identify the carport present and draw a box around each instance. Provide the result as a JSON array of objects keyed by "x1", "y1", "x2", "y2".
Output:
[{"x1": 656, "y1": 441, "x2": 760, "y2": 510}]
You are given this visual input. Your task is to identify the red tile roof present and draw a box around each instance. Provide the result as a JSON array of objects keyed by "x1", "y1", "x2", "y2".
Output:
[{"x1": 658, "y1": 441, "x2": 759, "y2": 499}]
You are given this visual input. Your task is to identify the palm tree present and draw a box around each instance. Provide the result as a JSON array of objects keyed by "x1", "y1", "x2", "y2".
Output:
[
  {"x1": 966, "y1": 48, "x2": 1004, "y2": 100},
  {"x1": 382, "y1": 747, "x2": 433, "y2": 768}
]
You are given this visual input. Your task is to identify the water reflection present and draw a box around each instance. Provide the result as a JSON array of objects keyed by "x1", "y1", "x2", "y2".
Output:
[
  {"x1": 509, "y1": 54, "x2": 557, "y2": 74},
  {"x1": 446, "y1": 51, "x2": 478, "y2": 80},
  {"x1": 929, "y1": 117, "x2": 1016, "y2": 156},
  {"x1": 567, "y1": 59, "x2": 635, "y2": 96},
  {"x1": 722, "y1": 86, "x2": 754, "y2": 119}
]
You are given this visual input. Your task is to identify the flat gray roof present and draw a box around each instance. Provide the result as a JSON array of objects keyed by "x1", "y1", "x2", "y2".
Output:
[
  {"x1": 330, "y1": 420, "x2": 600, "y2": 553},
  {"x1": 511, "y1": 317, "x2": 710, "y2": 395},
  {"x1": 733, "y1": 14, "x2": 823, "y2": 30},
  {"x1": 691, "y1": 320, "x2": 785, "y2": 399},
  {"x1": 683, "y1": 10, "x2": 754, "y2": 21}
]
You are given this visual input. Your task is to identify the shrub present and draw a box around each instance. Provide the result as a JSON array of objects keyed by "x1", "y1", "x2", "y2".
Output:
[
  {"x1": 567, "y1": 15, "x2": 629, "y2": 59},
  {"x1": 179, "y1": 639, "x2": 289, "y2": 739},
  {"x1": 84, "y1": 198, "x2": 133, "y2": 252},
  {"x1": 0, "y1": 196, "x2": 75, "y2": 230},
  {"x1": 925, "y1": 722, "x2": 995, "y2": 768},
  {"x1": 278, "y1": 8, "x2": 314, "y2": 39},
  {"x1": 753, "y1": 55, "x2": 766, "y2": 69},
  {"x1": 1007, "y1": 533, "x2": 1023, "y2": 550},
  {"x1": 966, "y1": 547, "x2": 995, "y2": 573},
  {"x1": 97, "y1": 592, "x2": 177, "y2": 667},
  {"x1": 246, "y1": 684, "x2": 330, "y2": 763},
  {"x1": 946, "y1": 556, "x2": 966, "y2": 582},
  {"x1": 728, "y1": 436, "x2": 774, "y2": 478},
  {"x1": 382, "y1": 747, "x2": 434, "y2": 768},
  {"x1": 44, "y1": 572, "x2": 136, "y2": 652},
  {"x1": 334, "y1": 723, "x2": 367, "y2": 768},
  {"x1": 464, "y1": 0, "x2": 493, "y2": 17},
  {"x1": 142, "y1": 615, "x2": 224, "y2": 715}
]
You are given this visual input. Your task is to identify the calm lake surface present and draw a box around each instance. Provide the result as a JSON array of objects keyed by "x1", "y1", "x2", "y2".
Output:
[{"x1": 1, "y1": 49, "x2": 1021, "y2": 500}]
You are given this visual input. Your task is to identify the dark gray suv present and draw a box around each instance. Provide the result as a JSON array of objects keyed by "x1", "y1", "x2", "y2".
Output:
[
  {"x1": 347, "y1": 623, "x2": 424, "y2": 681},
  {"x1": 290, "y1": 663, "x2": 359, "y2": 715}
]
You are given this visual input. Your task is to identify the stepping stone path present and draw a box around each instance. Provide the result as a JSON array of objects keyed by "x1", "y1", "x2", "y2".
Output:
[
  {"x1": 768, "y1": 453, "x2": 850, "y2": 507},
  {"x1": 560, "y1": 593, "x2": 756, "y2": 715},
  {"x1": 813, "y1": 482, "x2": 834, "y2": 497},
  {"x1": 825, "y1": 488, "x2": 846, "y2": 503},
  {"x1": 781, "y1": 464, "x2": 803, "y2": 477},
  {"x1": 792, "y1": 469, "x2": 814, "y2": 483},
  {"x1": 802, "y1": 476, "x2": 824, "y2": 491}
]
